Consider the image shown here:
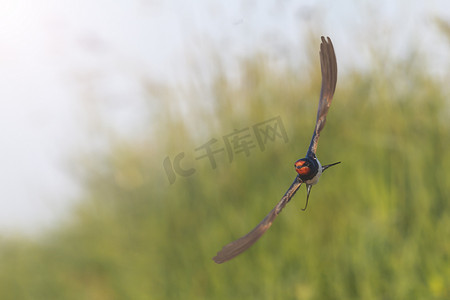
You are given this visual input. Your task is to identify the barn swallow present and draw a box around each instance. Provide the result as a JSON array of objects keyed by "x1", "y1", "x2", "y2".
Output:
[{"x1": 213, "y1": 37, "x2": 340, "y2": 264}]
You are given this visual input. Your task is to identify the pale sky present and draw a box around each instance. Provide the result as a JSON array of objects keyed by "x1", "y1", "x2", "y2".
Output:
[{"x1": 0, "y1": 0, "x2": 449, "y2": 233}]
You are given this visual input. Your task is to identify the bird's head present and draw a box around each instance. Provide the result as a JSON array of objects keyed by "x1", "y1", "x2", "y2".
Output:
[{"x1": 295, "y1": 158, "x2": 312, "y2": 177}]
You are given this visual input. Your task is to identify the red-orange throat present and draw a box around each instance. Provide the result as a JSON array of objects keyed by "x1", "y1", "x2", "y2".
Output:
[{"x1": 295, "y1": 161, "x2": 310, "y2": 175}]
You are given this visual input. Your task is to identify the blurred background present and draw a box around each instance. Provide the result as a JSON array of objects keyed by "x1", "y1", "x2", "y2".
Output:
[{"x1": 1, "y1": 0, "x2": 450, "y2": 299}]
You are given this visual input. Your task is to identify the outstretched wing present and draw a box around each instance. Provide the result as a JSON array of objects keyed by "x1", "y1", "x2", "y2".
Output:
[
  {"x1": 213, "y1": 176, "x2": 302, "y2": 264},
  {"x1": 307, "y1": 36, "x2": 338, "y2": 157}
]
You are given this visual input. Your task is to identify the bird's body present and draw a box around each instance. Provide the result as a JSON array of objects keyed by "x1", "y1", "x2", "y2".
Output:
[
  {"x1": 213, "y1": 36, "x2": 340, "y2": 264},
  {"x1": 295, "y1": 156, "x2": 322, "y2": 184}
]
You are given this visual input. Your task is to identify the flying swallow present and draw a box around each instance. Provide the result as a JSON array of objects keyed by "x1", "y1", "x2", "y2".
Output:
[{"x1": 213, "y1": 36, "x2": 340, "y2": 264}]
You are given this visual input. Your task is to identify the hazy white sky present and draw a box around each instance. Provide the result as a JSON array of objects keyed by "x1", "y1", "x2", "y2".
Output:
[{"x1": 0, "y1": 0, "x2": 449, "y2": 233}]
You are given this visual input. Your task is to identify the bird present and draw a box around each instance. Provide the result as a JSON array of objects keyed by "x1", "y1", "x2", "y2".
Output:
[{"x1": 212, "y1": 36, "x2": 340, "y2": 264}]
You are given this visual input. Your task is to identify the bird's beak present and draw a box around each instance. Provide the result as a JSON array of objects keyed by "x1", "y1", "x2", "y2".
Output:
[{"x1": 322, "y1": 161, "x2": 341, "y2": 171}]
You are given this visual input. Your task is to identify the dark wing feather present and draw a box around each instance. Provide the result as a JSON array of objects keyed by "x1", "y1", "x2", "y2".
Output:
[
  {"x1": 307, "y1": 36, "x2": 338, "y2": 157},
  {"x1": 213, "y1": 176, "x2": 302, "y2": 264}
]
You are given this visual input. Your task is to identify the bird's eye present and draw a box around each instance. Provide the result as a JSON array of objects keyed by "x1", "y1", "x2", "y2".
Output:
[{"x1": 295, "y1": 160, "x2": 305, "y2": 168}]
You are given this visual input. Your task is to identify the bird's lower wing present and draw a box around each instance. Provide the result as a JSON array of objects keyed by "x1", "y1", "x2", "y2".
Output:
[{"x1": 213, "y1": 176, "x2": 302, "y2": 264}]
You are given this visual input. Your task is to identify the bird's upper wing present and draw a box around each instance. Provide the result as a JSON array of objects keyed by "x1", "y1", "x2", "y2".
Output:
[
  {"x1": 307, "y1": 36, "x2": 338, "y2": 157},
  {"x1": 213, "y1": 176, "x2": 302, "y2": 264}
]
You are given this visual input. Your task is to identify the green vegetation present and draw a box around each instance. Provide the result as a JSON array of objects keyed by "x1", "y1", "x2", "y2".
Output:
[{"x1": 1, "y1": 43, "x2": 449, "y2": 299}]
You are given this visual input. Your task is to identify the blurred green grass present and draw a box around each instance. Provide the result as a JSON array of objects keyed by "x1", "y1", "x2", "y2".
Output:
[{"x1": 1, "y1": 42, "x2": 450, "y2": 300}]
